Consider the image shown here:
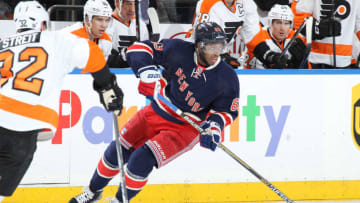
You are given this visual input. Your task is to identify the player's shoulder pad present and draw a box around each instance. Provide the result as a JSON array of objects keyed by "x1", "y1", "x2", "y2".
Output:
[
  {"x1": 160, "y1": 38, "x2": 193, "y2": 49},
  {"x1": 218, "y1": 60, "x2": 239, "y2": 80},
  {"x1": 199, "y1": 0, "x2": 223, "y2": 13}
]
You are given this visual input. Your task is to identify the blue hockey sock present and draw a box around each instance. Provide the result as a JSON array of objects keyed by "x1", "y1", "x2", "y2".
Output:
[
  {"x1": 90, "y1": 141, "x2": 132, "y2": 192},
  {"x1": 116, "y1": 145, "x2": 156, "y2": 201}
]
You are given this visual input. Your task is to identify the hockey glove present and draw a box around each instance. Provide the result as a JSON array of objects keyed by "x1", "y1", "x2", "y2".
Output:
[
  {"x1": 137, "y1": 65, "x2": 161, "y2": 97},
  {"x1": 199, "y1": 121, "x2": 221, "y2": 151},
  {"x1": 288, "y1": 38, "x2": 307, "y2": 68},
  {"x1": 313, "y1": 18, "x2": 341, "y2": 40},
  {"x1": 265, "y1": 51, "x2": 288, "y2": 69},
  {"x1": 221, "y1": 53, "x2": 240, "y2": 69},
  {"x1": 93, "y1": 74, "x2": 124, "y2": 116},
  {"x1": 107, "y1": 48, "x2": 129, "y2": 68}
]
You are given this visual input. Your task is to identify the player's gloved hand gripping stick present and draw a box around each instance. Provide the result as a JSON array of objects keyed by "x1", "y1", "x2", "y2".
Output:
[{"x1": 153, "y1": 82, "x2": 294, "y2": 203}]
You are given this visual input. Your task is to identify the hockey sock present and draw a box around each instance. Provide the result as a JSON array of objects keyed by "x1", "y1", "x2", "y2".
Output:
[
  {"x1": 116, "y1": 145, "x2": 156, "y2": 201},
  {"x1": 0, "y1": 196, "x2": 4, "y2": 202},
  {"x1": 90, "y1": 141, "x2": 132, "y2": 192}
]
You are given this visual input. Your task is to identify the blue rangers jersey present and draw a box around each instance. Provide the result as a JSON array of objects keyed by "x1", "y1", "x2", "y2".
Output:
[{"x1": 126, "y1": 39, "x2": 239, "y2": 130}]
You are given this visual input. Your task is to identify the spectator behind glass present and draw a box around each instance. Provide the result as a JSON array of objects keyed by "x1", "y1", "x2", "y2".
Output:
[{"x1": 0, "y1": 0, "x2": 12, "y2": 20}]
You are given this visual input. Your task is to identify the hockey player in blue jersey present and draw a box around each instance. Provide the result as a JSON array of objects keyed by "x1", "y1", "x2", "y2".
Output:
[{"x1": 69, "y1": 22, "x2": 240, "y2": 203}]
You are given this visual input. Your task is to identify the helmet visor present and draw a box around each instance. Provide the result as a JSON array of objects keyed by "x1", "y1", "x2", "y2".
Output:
[{"x1": 202, "y1": 42, "x2": 225, "y2": 55}]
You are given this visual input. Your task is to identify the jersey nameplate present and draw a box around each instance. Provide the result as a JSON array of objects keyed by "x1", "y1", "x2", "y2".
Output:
[{"x1": 0, "y1": 32, "x2": 41, "y2": 50}]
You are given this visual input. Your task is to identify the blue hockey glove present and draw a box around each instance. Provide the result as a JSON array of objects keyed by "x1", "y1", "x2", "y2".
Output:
[
  {"x1": 137, "y1": 65, "x2": 161, "y2": 97},
  {"x1": 199, "y1": 121, "x2": 221, "y2": 151}
]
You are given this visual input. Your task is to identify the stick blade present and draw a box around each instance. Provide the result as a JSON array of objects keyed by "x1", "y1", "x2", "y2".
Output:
[{"x1": 147, "y1": 7, "x2": 160, "y2": 41}]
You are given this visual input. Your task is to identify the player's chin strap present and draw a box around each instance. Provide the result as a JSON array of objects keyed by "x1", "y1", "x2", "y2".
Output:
[{"x1": 153, "y1": 87, "x2": 294, "y2": 203}]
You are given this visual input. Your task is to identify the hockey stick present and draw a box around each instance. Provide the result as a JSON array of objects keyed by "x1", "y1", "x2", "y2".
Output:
[
  {"x1": 147, "y1": 7, "x2": 160, "y2": 42},
  {"x1": 155, "y1": 93, "x2": 294, "y2": 203},
  {"x1": 331, "y1": 0, "x2": 337, "y2": 68},
  {"x1": 280, "y1": 19, "x2": 308, "y2": 59},
  {"x1": 298, "y1": 16, "x2": 313, "y2": 68},
  {"x1": 135, "y1": 0, "x2": 140, "y2": 41},
  {"x1": 112, "y1": 113, "x2": 129, "y2": 203}
]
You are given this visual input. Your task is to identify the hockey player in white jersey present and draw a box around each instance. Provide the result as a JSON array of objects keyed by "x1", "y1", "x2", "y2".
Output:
[
  {"x1": 106, "y1": 0, "x2": 149, "y2": 68},
  {"x1": 189, "y1": 0, "x2": 286, "y2": 69},
  {"x1": 246, "y1": 4, "x2": 307, "y2": 69},
  {"x1": 293, "y1": 0, "x2": 360, "y2": 68},
  {"x1": 62, "y1": 0, "x2": 113, "y2": 60},
  {"x1": 0, "y1": 1, "x2": 123, "y2": 200}
]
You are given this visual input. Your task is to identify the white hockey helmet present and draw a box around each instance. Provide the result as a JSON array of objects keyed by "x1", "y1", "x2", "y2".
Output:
[
  {"x1": 83, "y1": 0, "x2": 112, "y2": 22},
  {"x1": 13, "y1": 1, "x2": 49, "y2": 32},
  {"x1": 268, "y1": 4, "x2": 294, "y2": 25}
]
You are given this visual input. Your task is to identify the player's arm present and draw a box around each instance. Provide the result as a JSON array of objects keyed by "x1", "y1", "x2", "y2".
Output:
[
  {"x1": 207, "y1": 75, "x2": 239, "y2": 130},
  {"x1": 296, "y1": 0, "x2": 341, "y2": 40},
  {"x1": 356, "y1": 3, "x2": 360, "y2": 42},
  {"x1": 73, "y1": 39, "x2": 124, "y2": 115},
  {"x1": 291, "y1": 0, "x2": 312, "y2": 30},
  {"x1": 125, "y1": 39, "x2": 166, "y2": 97},
  {"x1": 200, "y1": 71, "x2": 240, "y2": 151}
]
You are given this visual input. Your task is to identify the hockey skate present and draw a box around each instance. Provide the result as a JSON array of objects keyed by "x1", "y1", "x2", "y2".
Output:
[{"x1": 69, "y1": 187, "x2": 102, "y2": 203}]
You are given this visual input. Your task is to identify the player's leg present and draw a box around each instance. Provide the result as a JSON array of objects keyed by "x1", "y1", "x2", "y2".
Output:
[
  {"x1": 114, "y1": 110, "x2": 199, "y2": 202},
  {"x1": 114, "y1": 145, "x2": 156, "y2": 202},
  {"x1": 0, "y1": 127, "x2": 38, "y2": 196},
  {"x1": 0, "y1": 196, "x2": 5, "y2": 202},
  {"x1": 69, "y1": 106, "x2": 150, "y2": 203}
]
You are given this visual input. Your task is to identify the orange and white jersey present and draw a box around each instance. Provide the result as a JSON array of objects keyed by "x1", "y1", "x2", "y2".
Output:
[
  {"x1": 246, "y1": 27, "x2": 306, "y2": 69},
  {"x1": 61, "y1": 22, "x2": 112, "y2": 60},
  {"x1": 106, "y1": 13, "x2": 149, "y2": 52},
  {"x1": 191, "y1": 0, "x2": 264, "y2": 58},
  {"x1": 294, "y1": 0, "x2": 360, "y2": 67},
  {"x1": 0, "y1": 30, "x2": 106, "y2": 132}
]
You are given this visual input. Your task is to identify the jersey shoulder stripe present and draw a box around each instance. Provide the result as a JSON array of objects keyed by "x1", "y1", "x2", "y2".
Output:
[
  {"x1": 127, "y1": 42, "x2": 154, "y2": 58},
  {"x1": 71, "y1": 27, "x2": 89, "y2": 39},
  {"x1": 81, "y1": 40, "x2": 106, "y2": 73}
]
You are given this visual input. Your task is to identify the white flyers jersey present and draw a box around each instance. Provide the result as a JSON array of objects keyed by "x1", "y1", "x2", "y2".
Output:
[
  {"x1": 0, "y1": 30, "x2": 106, "y2": 132},
  {"x1": 192, "y1": 0, "x2": 262, "y2": 58},
  {"x1": 295, "y1": 0, "x2": 360, "y2": 67},
  {"x1": 106, "y1": 13, "x2": 149, "y2": 52},
  {"x1": 61, "y1": 22, "x2": 112, "y2": 60}
]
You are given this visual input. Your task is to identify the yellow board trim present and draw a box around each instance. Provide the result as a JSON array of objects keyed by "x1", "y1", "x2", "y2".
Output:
[{"x1": 4, "y1": 180, "x2": 360, "y2": 203}]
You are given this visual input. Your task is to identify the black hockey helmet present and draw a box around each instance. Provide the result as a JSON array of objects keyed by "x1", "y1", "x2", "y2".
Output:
[{"x1": 194, "y1": 22, "x2": 226, "y2": 46}]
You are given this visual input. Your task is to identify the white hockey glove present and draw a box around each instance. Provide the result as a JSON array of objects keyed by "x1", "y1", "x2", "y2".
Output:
[
  {"x1": 93, "y1": 75, "x2": 124, "y2": 115},
  {"x1": 137, "y1": 65, "x2": 161, "y2": 97},
  {"x1": 199, "y1": 121, "x2": 221, "y2": 151}
]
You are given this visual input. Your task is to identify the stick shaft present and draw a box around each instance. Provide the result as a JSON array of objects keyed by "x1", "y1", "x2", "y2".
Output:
[
  {"x1": 156, "y1": 94, "x2": 293, "y2": 202},
  {"x1": 113, "y1": 113, "x2": 129, "y2": 203},
  {"x1": 135, "y1": 0, "x2": 140, "y2": 41}
]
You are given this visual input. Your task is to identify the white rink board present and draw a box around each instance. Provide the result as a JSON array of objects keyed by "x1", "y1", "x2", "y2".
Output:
[{"x1": 20, "y1": 70, "x2": 360, "y2": 186}]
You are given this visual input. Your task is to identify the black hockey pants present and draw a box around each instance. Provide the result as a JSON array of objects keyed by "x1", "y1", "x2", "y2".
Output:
[{"x1": 0, "y1": 127, "x2": 38, "y2": 196}]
